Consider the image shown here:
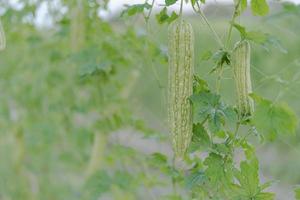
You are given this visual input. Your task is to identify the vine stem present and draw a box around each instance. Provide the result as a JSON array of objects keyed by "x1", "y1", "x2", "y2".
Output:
[
  {"x1": 216, "y1": 0, "x2": 241, "y2": 93},
  {"x1": 192, "y1": 1, "x2": 224, "y2": 48},
  {"x1": 144, "y1": 0, "x2": 164, "y2": 89},
  {"x1": 180, "y1": 0, "x2": 184, "y2": 16},
  {"x1": 234, "y1": 121, "x2": 241, "y2": 140},
  {"x1": 191, "y1": 1, "x2": 226, "y2": 93},
  {"x1": 225, "y1": 0, "x2": 242, "y2": 48},
  {"x1": 145, "y1": 0, "x2": 155, "y2": 22},
  {"x1": 216, "y1": 67, "x2": 224, "y2": 93},
  {"x1": 201, "y1": 115, "x2": 209, "y2": 126}
]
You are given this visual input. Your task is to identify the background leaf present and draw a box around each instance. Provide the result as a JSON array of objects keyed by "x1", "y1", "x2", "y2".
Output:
[
  {"x1": 251, "y1": 0, "x2": 269, "y2": 16},
  {"x1": 252, "y1": 96, "x2": 298, "y2": 140}
]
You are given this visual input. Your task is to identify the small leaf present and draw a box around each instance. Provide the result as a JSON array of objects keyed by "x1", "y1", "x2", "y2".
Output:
[
  {"x1": 185, "y1": 170, "x2": 207, "y2": 189},
  {"x1": 113, "y1": 171, "x2": 136, "y2": 190},
  {"x1": 255, "y1": 192, "x2": 275, "y2": 200},
  {"x1": 156, "y1": 7, "x2": 169, "y2": 24},
  {"x1": 233, "y1": 25, "x2": 287, "y2": 52},
  {"x1": 162, "y1": 194, "x2": 183, "y2": 200},
  {"x1": 264, "y1": 36, "x2": 288, "y2": 54},
  {"x1": 121, "y1": 3, "x2": 152, "y2": 17},
  {"x1": 168, "y1": 12, "x2": 179, "y2": 23},
  {"x1": 204, "y1": 153, "x2": 232, "y2": 187},
  {"x1": 84, "y1": 171, "x2": 112, "y2": 199},
  {"x1": 211, "y1": 50, "x2": 230, "y2": 73},
  {"x1": 213, "y1": 143, "x2": 231, "y2": 155},
  {"x1": 191, "y1": 91, "x2": 236, "y2": 133},
  {"x1": 240, "y1": 0, "x2": 248, "y2": 13},
  {"x1": 295, "y1": 187, "x2": 300, "y2": 200},
  {"x1": 251, "y1": 0, "x2": 269, "y2": 16},
  {"x1": 246, "y1": 31, "x2": 268, "y2": 44},
  {"x1": 234, "y1": 0, "x2": 247, "y2": 15},
  {"x1": 189, "y1": 124, "x2": 211, "y2": 152},
  {"x1": 252, "y1": 95, "x2": 298, "y2": 141},
  {"x1": 190, "y1": 91, "x2": 221, "y2": 124},
  {"x1": 165, "y1": 0, "x2": 178, "y2": 6},
  {"x1": 193, "y1": 75, "x2": 209, "y2": 94},
  {"x1": 200, "y1": 50, "x2": 213, "y2": 61},
  {"x1": 149, "y1": 152, "x2": 168, "y2": 167},
  {"x1": 233, "y1": 23, "x2": 247, "y2": 39},
  {"x1": 156, "y1": 8, "x2": 179, "y2": 24}
]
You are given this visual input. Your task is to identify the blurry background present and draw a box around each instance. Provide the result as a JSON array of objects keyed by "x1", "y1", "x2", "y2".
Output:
[{"x1": 0, "y1": 0, "x2": 300, "y2": 199}]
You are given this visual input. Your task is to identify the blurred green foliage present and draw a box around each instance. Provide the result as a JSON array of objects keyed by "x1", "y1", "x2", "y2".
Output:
[{"x1": 0, "y1": 1, "x2": 299, "y2": 200}]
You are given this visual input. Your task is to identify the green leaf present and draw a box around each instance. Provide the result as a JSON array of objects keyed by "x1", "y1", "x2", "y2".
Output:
[
  {"x1": 260, "y1": 181, "x2": 275, "y2": 191},
  {"x1": 239, "y1": 160, "x2": 260, "y2": 194},
  {"x1": 185, "y1": 170, "x2": 207, "y2": 189},
  {"x1": 162, "y1": 194, "x2": 183, "y2": 200},
  {"x1": 233, "y1": 24, "x2": 267, "y2": 44},
  {"x1": 255, "y1": 192, "x2": 275, "y2": 200},
  {"x1": 211, "y1": 50, "x2": 230, "y2": 73},
  {"x1": 84, "y1": 170, "x2": 112, "y2": 199},
  {"x1": 264, "y1": 36, "x2": 287, "y2": 54},
  {"x1": 234, "y1": 0, "x2": 247, "y2": 15},
  {"x1": 233, "y1": 23, "x2": 247, "y2": 39},
  {"x1": 113, "y1": 171, "x2": 136, "y2": 190},
  {"x1": 223, "y1": 106, "x2": 238, "y2": 125},
  {"x1": 193, "y1": 75, "x2": 209, "y2": 94},
  {"x1": 200, "y1": 50, "x2": 213, "y2": 61},
  {"x1": 165, "y1": 0, "x2": 178, "y2": 6},
  {"x1": 204, "y1": 153, "x2": 225, "y2": 187},
  {"x1": 189, "y1": 123, "x2": 211, "y2": 152},
  {"x1": 190, "y1": 91, "x2": 237, "y2": 133},
  {"x1": 240, "y1": 0, "x2": 248, "y2": 13},
  {"x1": 231, "y1": 159, "x2": 275, "y2": 200},
  {"x1": 156, "y1": 8, "x2": 178, "y2": 24},
  {"x1": 190, "y1": 91, "x2": 220, "y2": 124},
  {"x1": 213, "y1": 143, "x2": 232, "y2": 155},
  {"x1": 204, "y1": 153, "x2": 233, "y2": 188},
  {"x1": 191, "y1": 0, "x2": 205, "y2": 6},
  {"x1": 252, "y1": 95, "x2": 298, "y2": 141},
  {"x1": 246, "y1": 31, "x2": 268, "y2": 44},
  {"x1": 232, "y1": 25, "x2": 287, "y2": 52},
  {"x1": 295, "y1": 187, "x2": 300, "y2": 200},
  {"x1": 121, "y1": 3, "x2": 152, "y2": 17},
  {"x1": 168, "y1": 12, "x2": 179, "y2": 23},
  {"x1": 228, "y1": 141, "x2": 275, "y2": 199},
  {"x1": 149, "y1": 152, "x2": 168, "y2": 167},
  {"x1": 156, "y1": 7, "x2": 169, "y2": 24},
  {"x1": 251, "y1": 0, "x2": 269, "y2": 16},
  {"x1": 240, "y1": 140, "x2": 256, "y2": 161}
]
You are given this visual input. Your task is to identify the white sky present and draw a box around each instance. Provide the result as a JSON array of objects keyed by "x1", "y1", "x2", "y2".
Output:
[
  {"x1": 107, "y1": 0, "x2": 300, "y2": 11},
  {"x1": 30, "y1": 0, "x2": 300, "y2": 27},
  {"x1": 99, "y1": 0, "x2": 300, "y2": 19}
]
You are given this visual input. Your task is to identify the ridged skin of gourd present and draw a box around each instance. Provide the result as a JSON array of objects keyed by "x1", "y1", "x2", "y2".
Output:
[
  {"x1": 232, "y1": 40, "x2": 254, "y2": 118},
  {"x1": 168, "y1": 19, "x2": 194, "y2": 158}
]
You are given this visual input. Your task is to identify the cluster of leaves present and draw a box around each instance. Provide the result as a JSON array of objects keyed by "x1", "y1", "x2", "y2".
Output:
[
  {"x1": 0, "y1": 1, "x2": 165, "y2": 199},
  {"x1": 186, "y1": 77, "x2": 278, "y2": 199},
  {"x1": 122, "y1": 0, "x2": 270, "y2": 24},
  {"x1": 145, "y1": 73, "x2": 298, "y2": 199},
  {"x1": 122, "y1": 0, "x2": 300, "y2": 198},
  {"x1": 0, "y1": 0, "x2": 300, "y2": 199}
]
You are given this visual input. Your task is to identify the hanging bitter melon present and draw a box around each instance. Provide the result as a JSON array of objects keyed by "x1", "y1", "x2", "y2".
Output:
[
  {"x1": 232, "y1": 40, "x2": 254, "y2": 119},
  {"x1": 168, "y1": 18, "x2": 194, "y2": 158}
]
